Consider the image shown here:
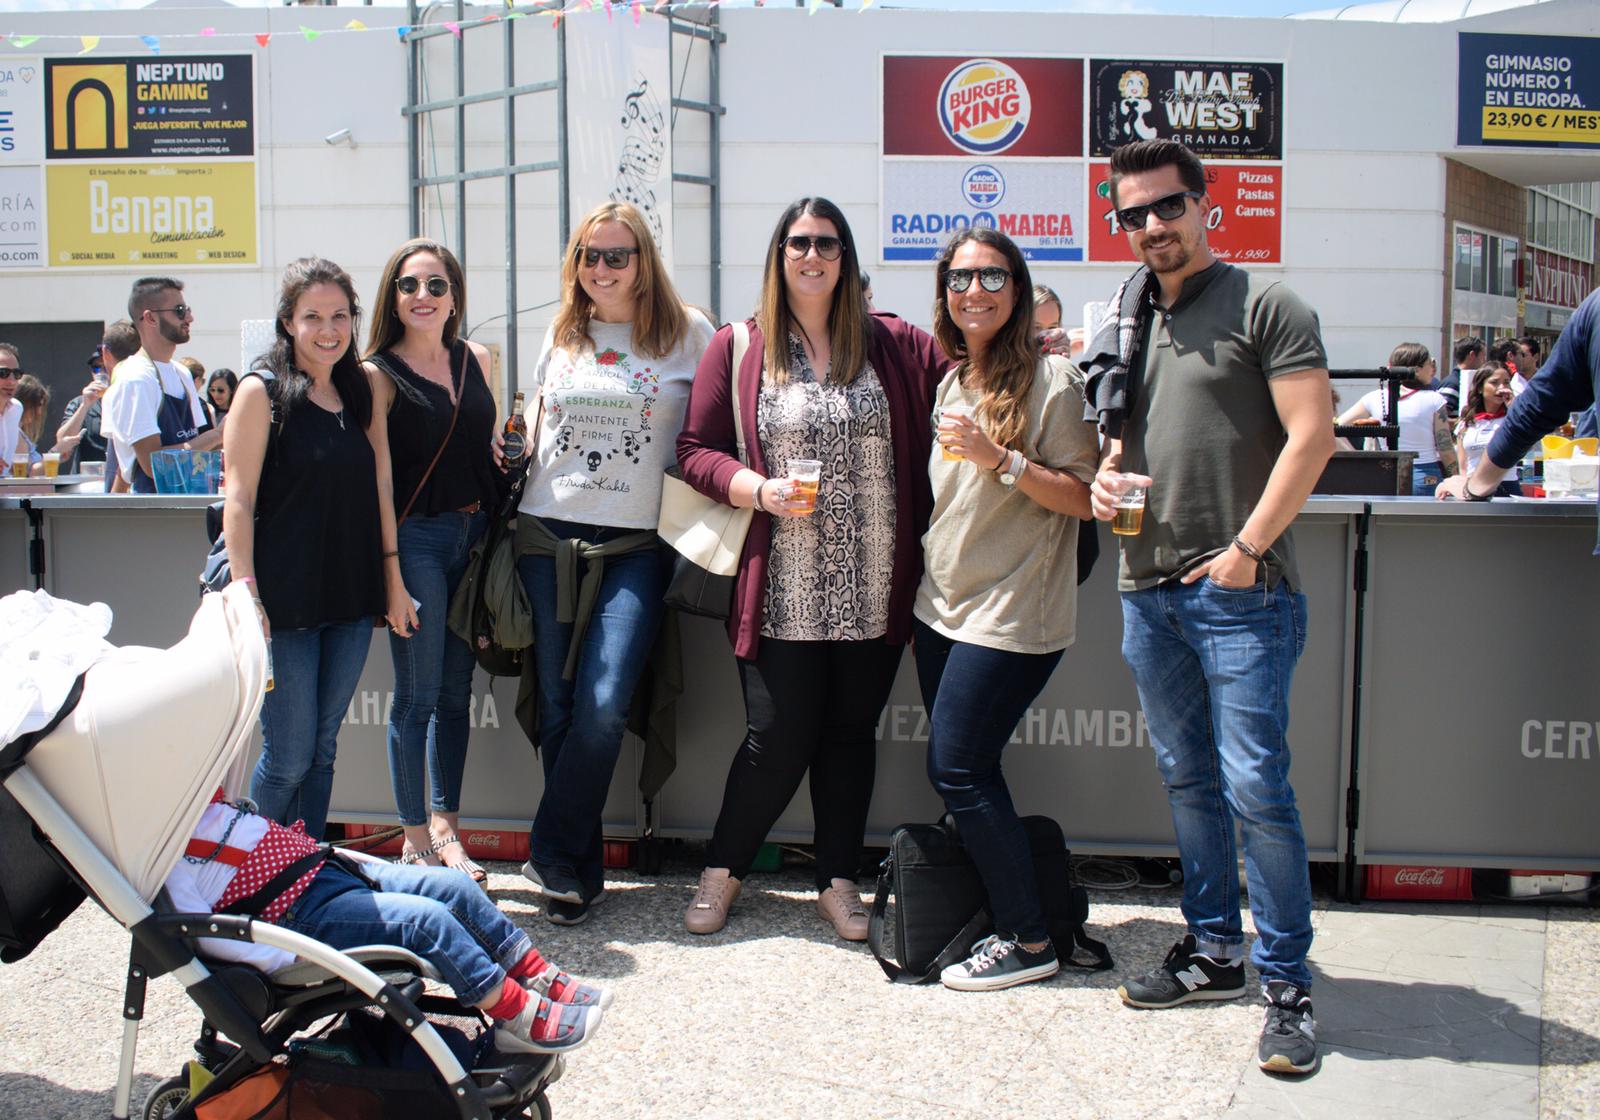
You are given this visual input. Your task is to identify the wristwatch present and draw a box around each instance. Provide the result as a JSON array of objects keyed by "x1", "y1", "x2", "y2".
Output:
[{"x1": 997, "y1": 449, "x2": 1025, "y2": 487}]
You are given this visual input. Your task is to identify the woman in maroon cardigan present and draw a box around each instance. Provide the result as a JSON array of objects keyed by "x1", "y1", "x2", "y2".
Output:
[{"x1": 676, "y1": 197, "x2": 947, "y2": 940}]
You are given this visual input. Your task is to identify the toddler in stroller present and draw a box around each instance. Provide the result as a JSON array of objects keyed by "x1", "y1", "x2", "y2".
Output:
[{"x1": 0, "y1": 585, "x2": 603, "y2": 1120}]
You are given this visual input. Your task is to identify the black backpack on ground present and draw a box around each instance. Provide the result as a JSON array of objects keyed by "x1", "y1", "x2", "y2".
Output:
[{"x1": 867, "y1": 814, "x2": 1112, "y2": 984}]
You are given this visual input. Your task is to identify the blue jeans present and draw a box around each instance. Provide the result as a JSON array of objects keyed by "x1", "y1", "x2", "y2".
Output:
[
  {"x1": 1412, "y1": 460, "x2": 1443, "y2": 497},
  {"x1": 518, "y1": 519, "x2": 666, "y2": 889},
  {"x1": 1120, "y1": 579, "x2": 1314, "y2": 988},
  {"x1": 252, "y1": 619, "x2": 373, "y2": 840},
  {"x1": 913, "y1": 620, "x2": 1062, "y2": 943},
  {"x1": 387, "y1": 510, "x2": 488, "y2": 827},
  {"x1": 280, "y1": 860, "x2": 531, "y2": 1006}
]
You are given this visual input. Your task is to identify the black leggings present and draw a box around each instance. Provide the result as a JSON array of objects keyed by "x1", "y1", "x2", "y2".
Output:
[{"x1": 705, "y1": 637, "x2": 904, "y2": 888}]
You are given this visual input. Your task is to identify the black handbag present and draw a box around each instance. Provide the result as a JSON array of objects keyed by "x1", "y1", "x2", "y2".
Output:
[{"x1": 867, "y1": 814, "x2": 1112, "y2": 984}]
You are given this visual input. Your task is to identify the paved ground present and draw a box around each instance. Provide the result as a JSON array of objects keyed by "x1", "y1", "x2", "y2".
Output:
[{"x1": 0, "y1": 854, "x2": 1595, "y2": 1120}]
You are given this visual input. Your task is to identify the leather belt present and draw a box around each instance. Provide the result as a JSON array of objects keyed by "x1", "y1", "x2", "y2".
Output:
[{"x1": 455, "y1": 501, "x2": 481, "y2": 514}]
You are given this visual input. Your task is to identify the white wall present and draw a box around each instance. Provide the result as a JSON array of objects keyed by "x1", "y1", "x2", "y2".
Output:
[{"x1": 2, "y1": 1, "x2": 1592, "y2": 389}]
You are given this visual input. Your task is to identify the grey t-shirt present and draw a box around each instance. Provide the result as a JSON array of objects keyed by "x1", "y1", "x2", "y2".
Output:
[{"x1": 1117, "y1": 261, "x2": 1327, "y2": 592}]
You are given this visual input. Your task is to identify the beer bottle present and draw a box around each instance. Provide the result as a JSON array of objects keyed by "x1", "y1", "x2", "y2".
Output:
[{"x1": 503, "y1": 391, "x2": 529, "y2": 463}]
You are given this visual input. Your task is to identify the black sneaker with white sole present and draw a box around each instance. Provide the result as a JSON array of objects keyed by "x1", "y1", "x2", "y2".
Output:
[
  {"x1": 520, "y1": 858, "x2": 584, "y2": 904},
  {"x1": 1258, "y1": 980, "x2": 1318, "y2": 1074},
  {"x1": 544, "y1": 881, "x2": 606, "y2": 927},
  {"x1": 1117, "y1": 934, "x2": 1247, "y2": 1008},
  {"x1": 940, "y1": 935, "x2": 1060, "y2": 992}
]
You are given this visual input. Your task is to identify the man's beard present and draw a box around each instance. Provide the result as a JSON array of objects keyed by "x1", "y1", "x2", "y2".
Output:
[
  {"x1": 158, "y1": 318, "x2": 190, "y2": 346},
  {"x1": 1140, "y1": 235, "x2": 1192, "y2": 275}
]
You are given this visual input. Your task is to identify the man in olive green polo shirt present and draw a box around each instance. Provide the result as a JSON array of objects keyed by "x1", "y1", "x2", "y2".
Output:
[{"x1": 1086, "y1": 140, "x2": 1334, "y2": 1075}]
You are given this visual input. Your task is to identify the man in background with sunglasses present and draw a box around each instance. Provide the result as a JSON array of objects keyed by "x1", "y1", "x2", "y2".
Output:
[
  {"x1": 0, "y1": 343, "x2": 24, "y2": 469},
  {"x1": 1084, "y1": 139, "x2": 1333, "y2": 1076},
  {"x1": 102, "y1": 277, "x2": 218, "y2": 493}
]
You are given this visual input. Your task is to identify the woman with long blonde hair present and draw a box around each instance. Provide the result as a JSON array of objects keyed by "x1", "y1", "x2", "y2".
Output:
[
  {"x1": 675, "y1": 197, "x2": 948, "y2": 940},
  {"x1": 512, "y1": 201, "x2": 715, "y2": 925},
  {"x1": 917, "y1": 227, "x2": 1099, "y2": 989}
]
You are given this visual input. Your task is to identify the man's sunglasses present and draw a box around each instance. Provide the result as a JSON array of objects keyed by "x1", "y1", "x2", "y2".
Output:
[
  {"x1": 781, "y1": 235, "x2": 844, "y2": 261},
  {"x1": 396, "y1": 275, "x2": 450, "y2": 298},
  {"x1": 944, "y1": 266, "x2": 1012, "y2": 294},
  {"x1": 578, "y1": 246, "x2": 639, "y2": 269},
  {"x1": 151, "y1": 304, "x2": 193, "y2": 320},
  {"x1": 1114, "y1": 190, "x2": 1204, "y2": 233}
]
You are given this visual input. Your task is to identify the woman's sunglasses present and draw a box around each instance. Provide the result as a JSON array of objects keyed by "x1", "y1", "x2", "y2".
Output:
[
  {"x1": 782, "y1": 235, "x2": 844, "y2": 261},
  {"x1": 1114, "y1": 190, "x2": 1204, "y2": 233},
  {"x1": 396, "y1": 275, "x2": 450, "y2": 298},
  {"x1": 579, "y1": 246, "x2": 639, "y2": 269},
  {"x1": 944, "y1": 266, "x2": 1012, "y2": 294}
]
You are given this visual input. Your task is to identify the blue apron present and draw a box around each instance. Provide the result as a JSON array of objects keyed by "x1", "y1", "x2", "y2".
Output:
[{"x1": 107, "y1": 370, "x2": 201, "y2": 494}]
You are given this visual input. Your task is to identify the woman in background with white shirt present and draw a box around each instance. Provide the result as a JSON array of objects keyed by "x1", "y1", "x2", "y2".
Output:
[{"x1": 1337, "y1": 342, "x2": 1455, "y2": 496}]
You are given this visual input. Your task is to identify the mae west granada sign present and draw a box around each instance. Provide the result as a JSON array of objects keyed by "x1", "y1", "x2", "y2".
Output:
[
  {"x1": 1457, "y1": 33, "x2": 1600, "y2": 149},
  {"x1": 46, "y1": 161, "x2": 258, "y2": 267},
  {"x1": 1089, "y1": 59, "x2": 1283, "y2": 162},
  {"x1": 44, "y1": 55, "x2": 254, "y2": 160}
]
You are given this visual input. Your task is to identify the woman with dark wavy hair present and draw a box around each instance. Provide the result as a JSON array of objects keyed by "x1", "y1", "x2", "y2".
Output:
[
  {"x1": 365, "y1": 238, "x2": 500, "y2": 880},
  {"x1": 225, "y1": 257, "x2": 382, "y2": 839},
  {"x1": 676, "y1": 197, "x2": 947, "y2": 940},
  {"x1": 917, "y1": 227, "x2": 1099, "y2": 990}
]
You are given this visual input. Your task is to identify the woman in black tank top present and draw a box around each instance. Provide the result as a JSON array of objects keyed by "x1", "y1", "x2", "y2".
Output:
[
  {"x1": 364, "y1": 238, "x2": 499, "y2": 881},
  {"x1": 223, "y1": 258, "x2": 382, "y2": 840}
]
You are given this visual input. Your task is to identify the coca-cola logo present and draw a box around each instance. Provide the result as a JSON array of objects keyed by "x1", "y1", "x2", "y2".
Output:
[
  {"x1": 1392, "y1": 867, "x2": 1448, "y2": 886},
  {"x1": 464, "y1": 831, "x2": 500, "y2": 851}
]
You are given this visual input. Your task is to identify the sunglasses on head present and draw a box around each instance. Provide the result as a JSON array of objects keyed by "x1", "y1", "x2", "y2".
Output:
[
  {"x1": 151, "y1": 304, "x2": 193, "y2": 320},
  {"x1": 944, "y1": 266, "x2": 1012, "y2": 294},
  {"x1": 579, "y1": 246, "x2": 639, "y2": 269},
  {"x1": 1114, "y1": 190, "x2": 1204, "y2": 233},
  {"x1": 782, "y1": 235, "x2": 844, "y2": 262},
  {"x1": 396, "y1": 275, "x2": 450, "y2": 298}
]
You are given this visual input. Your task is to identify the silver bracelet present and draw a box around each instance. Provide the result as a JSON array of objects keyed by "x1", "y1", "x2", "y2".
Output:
[{"x1": 752, "y1": 480, "x2": 767, "y2": 513}]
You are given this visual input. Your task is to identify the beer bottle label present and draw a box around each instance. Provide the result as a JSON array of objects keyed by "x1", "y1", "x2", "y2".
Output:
[{"x1": 502, "y1": 430, "x2": 528, "y2": 461}]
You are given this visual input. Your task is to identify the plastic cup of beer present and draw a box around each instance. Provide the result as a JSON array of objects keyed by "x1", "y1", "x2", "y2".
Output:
[
  {"x1": 1112, "y1": 484, "x2": 1147, "y2": 536},
  {"x1": 938, "y1": 403, "x2": 976, "y2": 460},
  {"x1": 42, "y1": 452, "x2": 60, "y2": 478},
  {"x1": 10, "y1": 455, "x2": 26, "y2": 479},
  {"x1": 787, "y1": 459, "x2": 822, "y2": 514}
]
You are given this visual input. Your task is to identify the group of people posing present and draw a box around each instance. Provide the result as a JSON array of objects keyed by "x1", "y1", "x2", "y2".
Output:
[{"x1": 159, "y1": 138, "x2": 1336, "y2": 1075}]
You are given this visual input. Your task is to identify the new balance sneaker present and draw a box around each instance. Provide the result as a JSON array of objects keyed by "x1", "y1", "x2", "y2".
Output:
[
  {"x1": 1258, "y1": 980, "x2": 1318, "y2": 1074},
  {"x1": 1117, "y1": 934, "x2": 1247, "y2": 1008},
  {"x1": 494, "y1": 996, "x2": 602, "y2": 1055},
  {"x1": 543, "y1": 879, "x2": 606, "y2": 926},
  {"x1": 940, "y1": 935, "x2": 1061, "y2": 992},
  {"x1": 525, "y1": 964, "x2": 614, "y2": 1010},
  {"x1": 520, "y1": 858, "x2": 584, "y2": 904}
]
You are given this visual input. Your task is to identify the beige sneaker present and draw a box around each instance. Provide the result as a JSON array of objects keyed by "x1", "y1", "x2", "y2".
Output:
[
  {"x1": 816, "y1": 879, "x2": 870, "y2": 941},
  {"x1": 685, "y1": 867, "x2": 741, "y2": 935}
]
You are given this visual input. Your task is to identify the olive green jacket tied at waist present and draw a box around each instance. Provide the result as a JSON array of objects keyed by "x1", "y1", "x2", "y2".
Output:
[{"x1": 509, "y1": 515, "x2": 684, "y2": 802}]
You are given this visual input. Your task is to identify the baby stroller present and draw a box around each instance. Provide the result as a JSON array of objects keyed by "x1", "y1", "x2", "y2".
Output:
[{"x1": 0, "y1": 585, "x2": 561, "y2": 1119}]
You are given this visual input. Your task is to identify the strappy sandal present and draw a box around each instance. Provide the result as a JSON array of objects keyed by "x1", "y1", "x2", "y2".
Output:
[
  {"x1": 432, "y1": 832, "x2": 489, "y2": 886},
  {"x1": 396, "y1": 842, "x2": 441, "y2": 868}
]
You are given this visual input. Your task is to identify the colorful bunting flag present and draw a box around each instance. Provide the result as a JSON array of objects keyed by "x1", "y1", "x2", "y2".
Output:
[
  {"x1": 344, "y1": 19, "x2": 367, "y2": 31},
  {"x1": 255, "y1": 33, "x2": 271, "y2": 47},
  {"x1": 11, "y1": 35, "x2": 39, "y2": 48},
  {"x1": 395, "y1": 25, "x2": 412, "y2": 40},
  {"x1": 444, "y1": 20, "x2": 462, "y2": 38},
  {"x1": 631, "y1": 0, "x2": 642, "y2": 24},
  {"x1": 78, "y1": 35, "x2": 98, "y2": 54},
  {"x1": 140, "y1": 34, "x2": 160, "y2": 52},
  {"x1": 200, "y1": 27, "x2": 216, "y2": 37},
  {"x1": 299, "y1": 25, "x2": 322, "y2": 42}
]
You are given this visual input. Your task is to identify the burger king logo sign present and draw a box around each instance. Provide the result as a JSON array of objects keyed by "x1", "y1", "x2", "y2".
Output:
[{"x1": 938, "y1": 59, "x2": 1031, "y2": 155}]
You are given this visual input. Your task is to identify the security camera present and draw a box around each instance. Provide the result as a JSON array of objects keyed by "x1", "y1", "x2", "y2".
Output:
[{"x1": 323, "y1": 128, "x2": 355, "y2": 148}]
